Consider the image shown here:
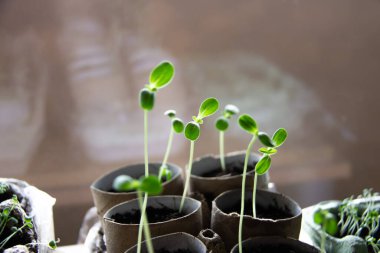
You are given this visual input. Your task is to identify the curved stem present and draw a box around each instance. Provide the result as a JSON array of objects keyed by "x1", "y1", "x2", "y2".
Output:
[
  {"x1": 238, "y1": 135, "x2": 256, "y2": 253},
  {"x1": 219, "y1": 131, "x2": 226, "y2": 171},
  {"x1": 252, "y1": 173, "x2": 258, "y2": 218},
  {"x1": 144, "y1": 110, "x2": 149, "y2": 177},
  {"x1": 137, "y1": 191, "x2": 154, "y2": 253},
  {"x1": 159, "y1": 128, "x2": 174, "y2": 181},
  {"x1": 179, "y1": 140, "x2": 195, "y2": 212}
]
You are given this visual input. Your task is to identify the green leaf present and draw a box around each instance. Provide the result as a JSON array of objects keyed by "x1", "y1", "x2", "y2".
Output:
[
  {"x1": 215, "y1": 117, "x2": 229, "y2": 131},
  {"x1": 258, "y1": 132, "x2": 275, "y2": 147},
  {"x1": 172, "y1": 118, "x2": 184, "y2": 133},
  {"x1": 160, "y1": 166, "x2": 173, "y2": 181},
  {"x1": 255, "y1": 155, "x2": 271, "y2": 175},
  {"x1": 313, "y1": 209, "x2": 324, "y2": 225},
  {"x1": 139, "y1": 88, "x2": 155, "y2": 111},
  {"x1": 272, "y1": 128, "x2": 288, "y2": 147},
  {"x1": 49, "y1": 240, "x2": 58, "y2": 249},
  {"x1": 149, "y1": 61, "x2": 175, "y2": 89},
  {"x1": 3, "y1": 208, "x2": 10, "y2": 216},
  {"x1": 197, "y1": 97, "x2": 219, "y2": 119},
  {"x1": 164, "y1": 110, "x2": 176, "y2": 118},
  {"x1": 324, "y1": 213, "x2": 338, "y2": 236},
  {"x1": 224, "y1": 104, "x2": 239, "y2": 117},
  {"x1": 185, "y1": 121, "x2": 201, "y2": 141},
  {"x1": 140, "y1": 176, "x2": 163, "y2": 195},
  {"x1": 259, "y1": 147, "x2": 277, "y2": 155},
  {"x1": 238, "y1": 114, "x2": 258, "y2": 135},
  {"x1": 112, "y1": 175, "x2": 140, "y2": 192}
]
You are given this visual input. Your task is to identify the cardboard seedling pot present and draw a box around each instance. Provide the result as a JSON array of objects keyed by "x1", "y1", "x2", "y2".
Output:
[
  {"x1": 103, "y1": 195, "x2": 203, "y2": 253},
  {"x1": 91, "y1": 163, "x2": 183, "y2": 219},
  {"x1": 302, "y1": 196, "x2": 380, "y2": 253},
  {"x1": 191, "y1": 151, "x2": 270, "y2": 204},
  {"x1": 125, "y1": 232, "x2": 207, "y2": 253},
  {"x1": 230, "y1": 236, "x2": 319, "y2": 253},
  {"x1": 211, "y1": 189, "x2": 302, "y2": 251},
  {"x1": 197, "y1": 229, "x2": 226, "y2": 253},
  {"x1": 0, "y1": 178, "x2": 56, "y2": 253}
]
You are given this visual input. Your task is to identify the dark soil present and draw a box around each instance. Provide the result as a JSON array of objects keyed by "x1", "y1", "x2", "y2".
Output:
[
  {"x1": 111, "y1": 205, "x2": 183, "y2": 224},
  {"x1": 157, "y1": 248, "x2": 193, "y2": 253},
  {"x1": 200, "y1": 160, "x2": 255, "y2": 178},
  {"x1": 242, "y1": 244, "x2": 306, "y2": 253},
  {"x1": 224, "y1": 198, "x2": 293, "y2": 219}
]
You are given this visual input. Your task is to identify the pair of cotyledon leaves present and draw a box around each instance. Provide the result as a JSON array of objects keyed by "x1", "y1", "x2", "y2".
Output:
[{"x1": 112, "y1": 175, "x2": 163, "y2": 195}]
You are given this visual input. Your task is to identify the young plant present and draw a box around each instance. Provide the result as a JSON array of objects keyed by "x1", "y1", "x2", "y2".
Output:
[
  {"x1": 314, "y1": 209, "x2": 338, "y2": 253},
  {"x1": 179, "y1": 97, "x2": 219, "y2": 212},
  {"x1": 215, "y1": 104, "x2": 239, "y2": 171},
  {"x1": 113, "y1": 175, "x2": 163, "y2": 253},
  {"x1": 158, "y1": 110, "x2": 184, "y2": 182}
]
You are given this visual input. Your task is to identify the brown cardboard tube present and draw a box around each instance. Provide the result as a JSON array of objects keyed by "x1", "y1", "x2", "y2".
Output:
[
  {"x1": 125, "y1": 232, "x2": 207, "y2": 253},
  {"x1": 90, "y1": 163, "x2": 183, "y2": 220},
  {"x1": 230, "y1": 237, "x2": 319, "y2": 253},
  {"x1": 197, "y1": 229, "x2": 226, "y2": 253},
  {"x1": 103, "y1": 196, "x2": 203, "y2": 253},
  {"x1": 211, "y1": 189, "x2": 302, "y2": 251}
]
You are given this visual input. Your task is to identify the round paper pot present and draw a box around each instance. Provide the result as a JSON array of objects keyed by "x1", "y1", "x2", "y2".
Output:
[
  {"x1": 90, "y1": 163, "x2": 183, "y2": 219},
  {"x1": 103, "y1": 195, "x2": 203, "y2": 253},
  {"x1": 211, "y1": 189, "x2": 302, "y2": 251}
]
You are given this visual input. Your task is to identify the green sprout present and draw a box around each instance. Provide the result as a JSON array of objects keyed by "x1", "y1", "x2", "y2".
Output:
[
  {"x1": 237, "y1": 113, "x2": 287, "y2": 253},
  {"x1": 113, "y1": 175, "x2": 163, "y2": 253},
  {"x1": 179, "y1": 97, "x2": 219, "y2": 212},
  {"x1": 158, "y1": 110, "x2": 184, "y2": 182},
  {"x1": 215, "y1": 104, "x2": 239, "y2": 171},
  {"x1": 314, "y1": 209, "x2": 338, "y2": 253}
]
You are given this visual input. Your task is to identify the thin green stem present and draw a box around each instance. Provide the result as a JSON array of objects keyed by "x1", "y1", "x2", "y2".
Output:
[
  {"x1": 320, "y1": 222, "x2": 327, "y2": 253},
  {"x1": 179, "y1": 141, "x2": 195, "y2": 212},
  {"x1": 219, "y1": 131, "x2": 226, "y2": 171},
  {"x1": 137, "y1": 191, "x2": 154, "y2": 253},
  {"x1": 252, "y1": 173, "x2": 258, "y2": 218},
  {"x1": 0, "y1": 223, "x2": 27, "y2": 249},
  {"x1": 238, "y1": 135, "x2": 256, "y2": 253},
  {"x1": 159, "y1": 128, "x2": 174, "y2": 181},
  {"x1": 144, "y1": 110, "x2": 149, "y2": 177}
]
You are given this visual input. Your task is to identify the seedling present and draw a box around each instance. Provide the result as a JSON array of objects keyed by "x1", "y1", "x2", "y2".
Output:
[
  {"x1": 113, "y1": 175, "x2": 163, "y2": 253},
  {"x1": 314, "y1": 209, "x2": 338, "y2": 253},
  {"x1": 179, "y1": 97, "x2": 219, "y2": 212},
  {"x1": 215, "y1": 104, "x2": 239, "y2": 171},
  {"x1": 158, "y1": 110, "x2": 184, "y2": 181},
  {"x1": 237, "y1": 113, "x2": 287, "y2": 253}
]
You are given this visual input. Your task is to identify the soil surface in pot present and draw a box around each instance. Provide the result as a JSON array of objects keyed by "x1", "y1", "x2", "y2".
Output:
[
  {"x1": 242, "y1": 244, "x2": 307, "y2": 253},
  {"x1": 200, "y1": 160, "x2": 254, "y2": 178},
  {"x1": 223, "y1": 198, "x2": 293, "y2": 219},
  {"x1": 157, "y1": 249, "x2": 193, "y2": 253},
  {"x1": 111, "y1": 206, "x2": 184, "y2": 224}
]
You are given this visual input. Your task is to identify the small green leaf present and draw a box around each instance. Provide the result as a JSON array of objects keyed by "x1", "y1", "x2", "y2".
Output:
[
  {"x1": 224, "y1": 104, "x2": 239, "y2": 117},
  {"x1": 215, "y1": 117, "x2": 229, "y2": 131},
  {"x1": 238, "y1": 114, "x2": 258, "y2": 135},
  {"x1": 255, "y1": 155, "x2": 271, "y2": 175},
  {"x1": 140, "y1": 176, "x2": 163, "y2": 195},
  {"x1": 185, "y1": 121, "x2": 200, "y2": 141},
  {"x1": 164, "y1": 110, "x2": 176, "y2": 118},
  {"x1": 49, "y1": 240, "x2": 58, "y2": 249},
  {"x1": 112, "y1": 175, "x2": 140, "y2": 192},
  {"x1": 272, "y1": 128, "x2": 288, "y2": 147},
  {"x1": 258, "y1": 132, "x2": 275, "y2": 147},
  {"x1": 259, "y1": 147, "x2": 277, "y2": 155},
  {"x1": 139, "y1": 88, "x2": 155, "y2": 111},
  {"x1": 149, "y1": 61, "x2": 175, "y2": 89},
  {"x1": 172, "y1": 118, "x2": 184, "y2": 133},
  {"x1": 197, "y1": 97, "x2": 219, "y2": 119},
  {"x1": 313, "y1": 209, "x2": 324, "y2": 225},
  {"x1": 324, "y1": 213, "x2": 338, "y2": 236},
  {"x1": 3, "y1": 208, "x2": 10, "y2": 216},
  {"x1": 160, "y1": 166, "x2": 173, "y2": 181}
]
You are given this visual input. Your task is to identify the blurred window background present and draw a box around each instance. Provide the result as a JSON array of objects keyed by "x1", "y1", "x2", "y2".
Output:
[{"x1": 0, "y1": 0, "x2": 379, "y2": 245}]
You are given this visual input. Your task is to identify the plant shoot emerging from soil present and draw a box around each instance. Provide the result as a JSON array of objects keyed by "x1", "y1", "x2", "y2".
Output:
[
  {"x1": 215, "y1": 104, "x2": 239, "y2": 171},
  {"x1": 158, "y1": 110, "x2": 184, "y2": 182},
  {"x1": 179, "y1": 97, "x2": 219, "y2": 212},
  {"x1": 113, "y1": 175, "x2": 163, "y2": 253}
]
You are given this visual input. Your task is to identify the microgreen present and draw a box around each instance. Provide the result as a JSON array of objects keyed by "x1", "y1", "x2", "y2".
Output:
[
  {"x1": 314, "y1": 209, "x2": 338, "y2": 253},
  {"x1": 179, "y1": 98, "x2": 219, "y2": 212},
  {"x1": 158, "y1": 110, "x2": 184, "y2": 181},
  {"x1": 215, "y1": 104, "x2": 239, "y2": 171},
  {"x1": 113, "y1": 175, "x2": 163, "y2": 253}
]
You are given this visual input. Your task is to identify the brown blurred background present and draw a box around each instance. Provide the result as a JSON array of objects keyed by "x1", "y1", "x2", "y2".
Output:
[{"x1": 0, "y1": 0, "x2": 379, "y2": 245}]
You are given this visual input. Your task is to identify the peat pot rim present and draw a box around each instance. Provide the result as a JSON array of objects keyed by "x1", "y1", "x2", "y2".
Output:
[
  {"x1": 125, "y1": 232, "x2": 207, "y2": 253},
  {"x1": 214, "y1": 188, "x2": 302, "y2": 222},
  {"x1": 230, "y1": 236, "x2": 319, "y2": 253},
  {"x1": 191, "y1": 151, "x2": 260, "y2": 181},
  {"x1": 91, "y1": 162, "x2": 182, "y2": 195},
  {"x1": 104, "y1": 195, "x2": 201, "y2": 226}
]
